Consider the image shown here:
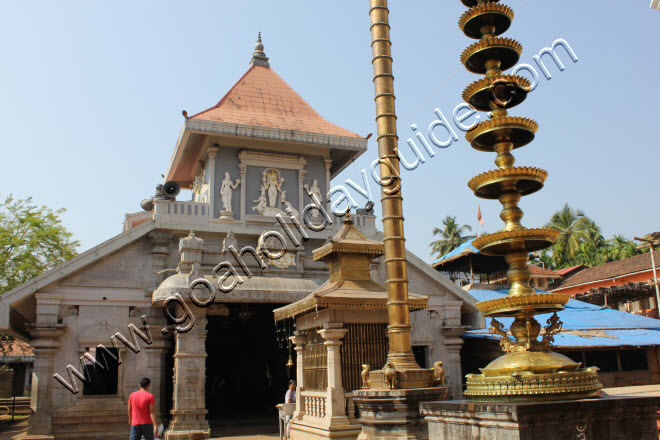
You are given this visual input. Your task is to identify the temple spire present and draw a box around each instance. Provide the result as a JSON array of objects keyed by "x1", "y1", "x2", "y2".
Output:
[{"x1": 251, "y1": 32, "x2": 270, "y2": 67}]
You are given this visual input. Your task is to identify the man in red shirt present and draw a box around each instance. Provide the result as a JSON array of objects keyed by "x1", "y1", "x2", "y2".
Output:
[{"x1": 128, "y1": 377, "x2": 158, "y2": 440}]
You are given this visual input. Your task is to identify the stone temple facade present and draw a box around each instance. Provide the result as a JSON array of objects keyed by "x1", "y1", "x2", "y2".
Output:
[{"x1": 0, "y1": 37, "x2": 480, "y2": 440}]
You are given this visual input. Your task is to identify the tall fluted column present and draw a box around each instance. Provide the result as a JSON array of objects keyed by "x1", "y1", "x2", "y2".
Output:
[
  {"x1": 291, "y1": 332, "x2": 306, "y2": 418},
  {"x1": 369, "y1": 0, "x2": 418, "y2": 370},
  {"x1": 318, "y1": 324, "x2": 349, "y2": 424},
  {"x1": 148, "y1": 232, "x2": 173, "y2": 293},
  {"x1": 25, "y1": 324, "x2": 65, "y2": 440},
  {"x1": 239, "y1": 164, "x2": 247, "y2": 221},
  {"x1": 165, "y1": 312, "x2": 210, "y2": 440},
  {"x1": 207, "y1": 146, "x2": 219, "y2": 218},
  {"x1": 323, "y1": 158, "x2": 333, "y2": 215},
  {"x1": 298, "y1": 169, "x2": 307, "y2": 217}
]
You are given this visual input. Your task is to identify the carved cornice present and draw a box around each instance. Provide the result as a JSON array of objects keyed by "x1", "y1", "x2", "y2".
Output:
[
  {"x1": 186, "y1": 119, "x2": 367, "y2": 151},
  {"x1": 238, "y1": 150, "x2": 308, "y2": 170}
]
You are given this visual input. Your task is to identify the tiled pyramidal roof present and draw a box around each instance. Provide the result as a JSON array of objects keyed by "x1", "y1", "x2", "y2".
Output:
[{"x1": 190, "y1": 42, "x2": 362, "y2": 139}]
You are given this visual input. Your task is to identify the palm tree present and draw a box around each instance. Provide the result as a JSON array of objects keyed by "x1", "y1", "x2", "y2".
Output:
[
  {"x1": 607, "y1": 235, "x2": 638, "y2": 261},
  {"x1": 430, "y1": 216, "x2": 473, "y2": 258},
  {"x1": 544, "y1": 204, "x2": 596, "y2": 267}
]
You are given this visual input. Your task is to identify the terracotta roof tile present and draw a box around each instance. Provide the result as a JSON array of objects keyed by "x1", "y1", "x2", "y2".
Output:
[
  {"x1": 555, "y1": 251, "x2": 660, "y2": 289},
  {"x1": 528, "y1": 265, "x2": 559, "y2": 277},
  {"x1": 191, "y1": 65, "x2": 362, "y2": 139},
  {"x1": 4, "y1": 340, "x2": 33, "y2": 357},
  {"x1": 555, "y1": 265, "x2": 584, "y2": 276}
]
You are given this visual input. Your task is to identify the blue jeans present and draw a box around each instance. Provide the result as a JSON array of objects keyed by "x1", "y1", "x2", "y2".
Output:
[{"x1": 130, "y1": 424, "x2": 154, "y2": 440}]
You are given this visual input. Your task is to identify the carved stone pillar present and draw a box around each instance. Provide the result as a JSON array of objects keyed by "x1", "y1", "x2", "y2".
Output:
[
  {"x1": 144, "y1": 327, "x2": 172, "y2": 422},
  {"x1": 298, "y1": 169, "x2": 307, "y2": 217},
  {"x1": 239, "y1": 164, "x2": 247, "y2": 221},
  {"x1": 165, "y1": 311, "x2": 209, "y2": 440},
  {"x1": 177, "y1": 231, "x2": 204, "y2": 277},
  {"x1": 318, "y1": 323, "x2": 349, "y2": 425},
  {"x1": 324, "y1": 158, "x2": 333, "y2": 214},
  {"x1": 24, "y1": 324, "x2": 65, "y2": 440},
  {"x1": 290, "y1": 332, "x2": 305, "y2": 418},
  {"x1": 148, "y1": 232, "x2": 173, "y2": 293},
  {"x1": 440, "y1": 326, "x2": 465, "y2": 399},
  {"x1": 207, "y1": 146, "x2": 219, "y2": 218}
]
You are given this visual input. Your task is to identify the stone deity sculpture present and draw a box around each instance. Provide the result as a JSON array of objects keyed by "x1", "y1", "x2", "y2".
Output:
[
  {"x1": 253, "y1": 187, "x2": 267, "y2": 214},
  {"x1": 304, "y1": 179, "x2": 323, "y2": 218},
  {"x1": 265, "y1": 170, "x2": 283, "y2": 208},
  {"x1": 220, "y1": 172, "x2": 241, "y2": 212},
  {"x1": 198, "y1": 182, "x2": 209, "y2": 203}
]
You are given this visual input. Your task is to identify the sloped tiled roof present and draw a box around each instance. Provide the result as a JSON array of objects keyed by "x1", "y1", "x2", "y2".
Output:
[
  {"x1": 191, "y1": 65, "x2": 362, "y2": 139},
  {"x1": 528, "y1": 265, "x2": 559, "y2": 277},
  {"x1": 555, "y1": 251, "x2": 660, "y2": 289},
  {"x1": 0, "y1": 340, "x2": 33, "y2": 362},
  {"x1": 555, "y1": 265, "x2": 584, "y2": 276}
]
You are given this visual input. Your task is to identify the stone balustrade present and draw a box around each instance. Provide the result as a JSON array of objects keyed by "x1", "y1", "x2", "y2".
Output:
[
  {"x1": 302, "y1": 391, "x2": 327, "y2": 419},
  {"x1": 154, "y1": 200, "x2": 209, "y2": 217}
]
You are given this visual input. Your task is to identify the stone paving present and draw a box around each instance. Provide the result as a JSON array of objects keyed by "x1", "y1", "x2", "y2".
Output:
[
  {"x1": 0, "y1": 417, "x2": 28, "y2": 439},
  {"x1": 211, "y1": 435, "x2": 279, "y2": 440}
]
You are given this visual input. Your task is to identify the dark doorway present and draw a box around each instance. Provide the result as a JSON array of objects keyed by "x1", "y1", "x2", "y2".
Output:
[{"x1": 205, "y1": 303, "x2": 290, "y2": 434}]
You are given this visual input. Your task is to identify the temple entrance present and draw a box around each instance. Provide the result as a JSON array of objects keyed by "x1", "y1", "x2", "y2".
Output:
[{"x1": 205, "y1": 303, "x2": 291, "y2": 436}]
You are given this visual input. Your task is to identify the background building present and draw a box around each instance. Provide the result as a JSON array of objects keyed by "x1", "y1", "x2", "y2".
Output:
[{"x1": 0, "y1": 39, "x2": 479, "y2": 440}]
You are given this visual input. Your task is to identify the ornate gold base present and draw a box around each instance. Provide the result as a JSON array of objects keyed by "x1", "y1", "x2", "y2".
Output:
[
  {"x1": 480, "y1": 350, "x2": 579, "y2": 376},
  {"x1": 465, "y1": 369, "x2": 601, "y2": 402},
  {"x1": 366, "y1": 368, "x2": 436, "y2": 390},
  {"x1": 476, "y1": 292, "x2": 569, "y2": 316}
]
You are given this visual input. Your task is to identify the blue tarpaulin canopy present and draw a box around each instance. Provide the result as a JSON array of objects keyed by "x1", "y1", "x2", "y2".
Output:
[
  {"x1": 431, "y1": 241, "x2": 479, "y2": 266},
  {"x1": 464, "y1": 289, "x2": 660, "y2": 348},
  {"x1": 431, "y1": 240, "x2": 508, "y2": 277}
]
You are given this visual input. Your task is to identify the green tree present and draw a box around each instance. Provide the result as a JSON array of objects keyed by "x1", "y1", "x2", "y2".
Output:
[
  {"x1": 544, "y1": 204, "x2": 596, "y2": 267},
  {"x1": 430, "y1": 216, "x2": 473, "y2": 258},
  {"x1": 607, "y1": 234, "x2": 640, "y2": 261},
  {"x1": 0, "y1": 195, "x2": 78, "y2": 353}
]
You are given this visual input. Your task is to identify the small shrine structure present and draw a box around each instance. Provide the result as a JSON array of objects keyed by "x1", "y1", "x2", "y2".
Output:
[{"x1": 273, "y1": 215, "x2": 428, "y2": 440}]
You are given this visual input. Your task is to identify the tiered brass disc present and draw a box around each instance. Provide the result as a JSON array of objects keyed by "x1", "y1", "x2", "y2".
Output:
[{"x1": 458, "y1": 0, "x2": 601, "y2": 401}]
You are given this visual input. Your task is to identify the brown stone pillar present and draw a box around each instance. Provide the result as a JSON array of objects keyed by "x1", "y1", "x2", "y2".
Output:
[
  {"x1": 144, "y1": 327, "x2": 172, "y2": 422},
  {"x1": 24, "y1": 324, "x2": 65, "y2": 440},
  {"x1": 318, "y1": 324, "x2": 349, "y2": 425},
  {"x1": 439, "y1": 328, "x2": 464, "y2": 399},
  {"x1": 148, "y1": 232, "x2": 173, "y2": 293},
  {"x1": 165, "y1": 312, "x2": 210, "y2": 440},
  {"x1": 290, "y1": 332, "x2": 305, "y2": 418}
]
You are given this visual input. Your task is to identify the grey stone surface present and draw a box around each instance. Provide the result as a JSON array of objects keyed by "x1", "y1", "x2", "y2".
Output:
[
  {"x1": 421, "y1": 396, "x2": 660, "y2": 440},
  {"x1": 353, "y1": 388, "x2": 449, "y2": 440}
]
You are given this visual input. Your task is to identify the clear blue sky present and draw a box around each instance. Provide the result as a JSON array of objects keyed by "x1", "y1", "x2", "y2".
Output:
[{"x1": 1, "y1": 1, "x2": 657, "y2": 262}]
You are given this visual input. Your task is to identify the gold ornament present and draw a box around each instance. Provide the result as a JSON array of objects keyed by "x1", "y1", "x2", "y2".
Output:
[{"x1": 458, "y1": 0, "x2": 601, "y2": 401}]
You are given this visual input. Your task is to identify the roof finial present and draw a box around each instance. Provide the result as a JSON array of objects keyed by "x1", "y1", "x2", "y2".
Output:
[{"x1": 251, "y1": 31, "x2": 270, "y2": 67}]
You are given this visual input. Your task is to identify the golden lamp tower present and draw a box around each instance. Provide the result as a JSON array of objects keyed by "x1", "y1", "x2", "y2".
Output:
[
  {"x1": 367, "y1": 0, "x2": 434, "y2": 387},
  {"x1": 458, "y1": 0, "x2": 601, "y2": 401}
]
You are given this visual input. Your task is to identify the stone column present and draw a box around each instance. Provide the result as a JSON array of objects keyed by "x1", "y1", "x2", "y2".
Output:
[
  {"x1": 298, "y1": 169, "x2": 307, "y2": 217},
  {"x1": 324, "y1": 158, "x2": 333, "y2": 215},
  {"x1": 239, "y1": 164, "x2": 247, "y2": 221},
  {"x1": 24, "y1": 324, "x2": 65, "y2": 440},
  {"x1": 144, "y1": 327, "x2": 172, "y2": 422},
  {"x1": 207, "y1": 146, "x2": 219, "y2": 218},
  {"x1": 439, "y1": 300, "x2": 466, "y2": 398},
  {"x1": 148, "y1": 232, "x2": 173, "y2": 293},
  {"x1": 290, "y1": 332, "x2": 305, "y2": 418},
  {"x1": 439, "y1": 327, "x2": 464, "y2": 399},
  {"x1": 318, "y1": 323, "x2": 349, "y2": 425},
  {"x1": 165, "y1": 311, "x2": 210, "y2": 440}
]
